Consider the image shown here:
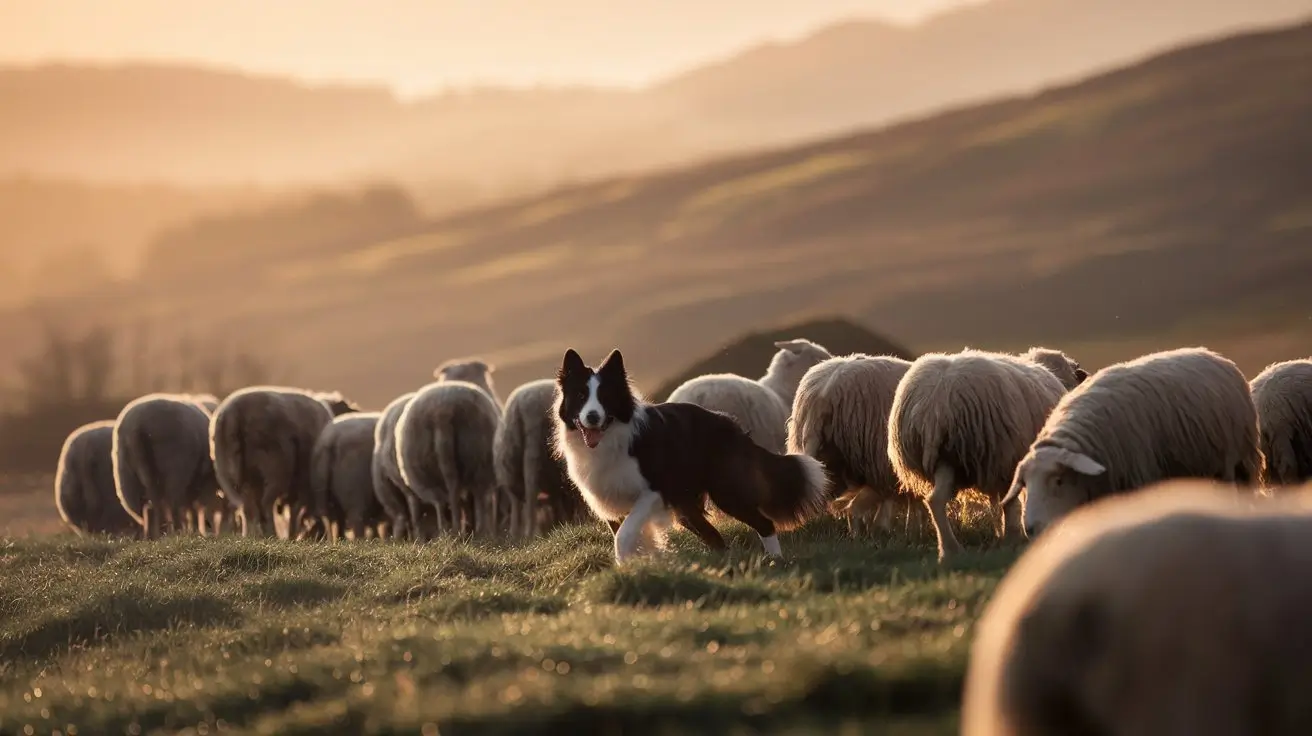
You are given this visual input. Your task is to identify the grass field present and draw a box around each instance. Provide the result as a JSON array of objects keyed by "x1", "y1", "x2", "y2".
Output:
[{"x1": 0, "y1": 506, "x2": 1015, "y2": 735}]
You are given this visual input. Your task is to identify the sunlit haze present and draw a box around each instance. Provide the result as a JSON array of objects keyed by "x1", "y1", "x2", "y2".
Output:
[{"x1": 1, "y1": 0, "x2": 978, "y2": 94}]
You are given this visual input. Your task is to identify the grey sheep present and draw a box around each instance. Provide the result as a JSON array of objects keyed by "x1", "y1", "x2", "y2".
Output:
[
  {"x1": 209, "y1": 385, "x2": 359, "y2": 538},
  {"x1": 963, "y1": 478, "x2": 1312, "y2": 736},
  {"x1": 1005, "y1": 347, "x2": 1263, "y2": 538},
  {"x1": 888, "y1": 349, "x2": 1067, "y2": 563},
  {"x1": 666, "y1": 339, "x2": 833, "y2": 453},
  {"x1": 1250, "y1": 358, "x2": 1312, "y2": 486},
  {"x1": 310, "y1": 411, "x2": 388, "y2": 540},
  {"x1": 397, "y1": 364, "x2": 502, "y2": 537},
  {"x1": 494, "y1": 378, "x2": 585, "y2": 539},
  {"x1": 787, "y1": 353, "x2": 923, "y2": 536},
  {"x1": 372, "y1": 391, "x2": 433, "y2": 541},
  {"x1": 55, "y1": 420, "x2": 139, "y2": 537},
  {"x1": 1018, "y1": 347, "x2": 1088, "y2": 390},
  {"x1": 113, "y1": 392, "x2": 225, "y2": 538}
]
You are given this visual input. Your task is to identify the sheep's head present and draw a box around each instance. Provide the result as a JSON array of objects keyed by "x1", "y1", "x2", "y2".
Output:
[
  {"x1": 763, "y1": 339, "x2": 833, "y2": 404},
  {"x1": 1021, "y1": 347, "x2": 1089, "y2": 391},
  {"x1": 434, "y1": 358, "x2": 498, "y2": 402},
  {"x1": 315, "y1": 391, "x2": 361, "y2": 417},
  {"x1": 1004, "y1": 445, "x2": 1107, "y2": 539}
]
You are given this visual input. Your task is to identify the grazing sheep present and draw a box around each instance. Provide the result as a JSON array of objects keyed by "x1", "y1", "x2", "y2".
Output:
[
  {"x1": 494, "y1": 378, "x2": 586, "y2": 538},
  {"x1": 668, "y1": 374, "x2": 790, "y2": 452},
  {"x1": 55, "y1": 420, "x2": 139, "y2": 537},
  {"x1": 1250, "y1": 358, "x2": 1312, "y2": 486},
  {"x1": 209, "y1": 386, "x2": 358, "y2": 538},
  {"x1": 889, "y1": 349, "x2": 1066, "y2": 563},
  {"x1": 1005, "y1": 347, "x2": 1263, "y2": 538},
  {"x1": 1018, "y1": 347, "x2": 1088, "y2": 390},
  {"x1": 113, "y1": 392, "x2": 224, "y2": 538},
  {"x1": 396, "y1": 377, "x2": 502, "y2": 537},
  {"x1": 962, "y1": 478, "x2": 1312, "y2": 736},
  {"x1": 372, "y1": 391, "x2": 433, "y2": 541},
  {"x1": 311, "y1": 412, "x2": 387, "y2": 540},
  {"x1": 787, "y1": 353, "x2": 923, "y2": 536}
]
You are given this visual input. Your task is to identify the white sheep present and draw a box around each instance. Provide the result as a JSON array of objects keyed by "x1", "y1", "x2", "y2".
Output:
[
  {"x1": 113, "y1": 392, "x2": 225, "y2": 538},
  {"x1": 1017, "y1": 347, "x2": 1088, "y2": 390},
  {"x1": 888, "y1": 349, "x2": 1067, "y2": 563},
  {"x1": 493, "y1": 378, "x2": 585, "y2": 539},
  {"x1": 310, "y1": 411, "x2": 387, "y2": 540},
  {"x1": 1005, "y1": 347, "x2": 1263, "y2": 538},
  {"x1": 666, "y1": 339, "x2": 833, "y2": 452},
  {"x1": 1250, "y1": 358, "x2": 1312, "y2": 486},
  {"x1": 963, "y1": 477, "x2": 1312, "y2": 736},
  {"x1": 55, "y1": 420, "x2": 139, "y2": 537},
  {"x1": 209, "y1": 385, "x2": 359, "y2": 538},
  {"x1": 396, "y1": 362, "x2": 502, "y2": 537},
  {"x1": 787, "y1": 353, "x2": 923, "y2": 536},
  {"x1": 372, "y1": 391, "x2": 431, "y2": 541}
]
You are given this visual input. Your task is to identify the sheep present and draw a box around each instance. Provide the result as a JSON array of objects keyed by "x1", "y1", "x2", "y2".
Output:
[
  {"x1": 112, "y1": 392, "x2": 225, "y2": 538},
  {"x1": 787, "y1": 353, "x2": 926, "y2": 537},
  {"x1": 962, "y1": 477, "x2": 1312, "y2": 736},
  {"x1": 1018, "y1": 347, "x2": 1088, "y2": 390},
  {"x1": 397, "y1": 366, "x2": 502, "y2": 537},
  {"x1": 209, "y1": 385, "x2": 359, "y2": 538},
  {"x1": 888, "y1": 349, "x2": 1067, "y2": 563},
  {"x1": 54, "y1": 420, "x2": 139, "y2": 537},
  {"x1": 1250, "y1": 358, "x2": 1312, "y2": 486},
  {"x1": 310, "y1": 411, "x2": 388, "y2": 540},
  {"x1": 494, "y1": 378, "x2": 586, "y2": 539},
  {"x1": 665, "y1": 339, "x2": 833, "y2": 453},
  {"x1": 1004, "y1": 347, "x2": 1263, "y2": 538},
  {"x1": 372, "y1": 391, "x2": 434, "y2": 541},
  {"x1": 433, "y1": 358, "x2": 502, "y2": 410}
]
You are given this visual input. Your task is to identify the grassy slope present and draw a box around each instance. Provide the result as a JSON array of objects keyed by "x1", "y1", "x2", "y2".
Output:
[
  {"x1": 0, "y1": 513, "x2": 1013, "y2": 734},
  {"x1": 12, "y1": 21, "x2": 1312, "y2": 407}
]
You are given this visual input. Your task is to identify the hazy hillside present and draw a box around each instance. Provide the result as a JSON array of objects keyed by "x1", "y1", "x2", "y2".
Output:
[
  {"x1": 4, "y1": 21, "x2": 1310, "y2": 408},
  {"x1": 1, "y1": 0, "x2": 1308, "y2": 190}
]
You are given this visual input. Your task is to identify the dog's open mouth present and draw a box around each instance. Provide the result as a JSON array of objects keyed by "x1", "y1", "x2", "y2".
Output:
[{"x1": 575, "y1": 418, "x2": 612, "y2": 449}]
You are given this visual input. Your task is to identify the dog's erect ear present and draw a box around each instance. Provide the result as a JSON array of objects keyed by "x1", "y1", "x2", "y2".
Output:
[
  {"x1": 599, "y1": 349, "x2": 626, "y2": 377},
  {"x1": 558, "y1": 349, "x2": 586, "y2": 381}
]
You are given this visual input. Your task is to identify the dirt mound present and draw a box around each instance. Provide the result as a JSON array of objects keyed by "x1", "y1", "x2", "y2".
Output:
[{"x1": 651, "y1": 317, "x2": 916, "y2": 402}]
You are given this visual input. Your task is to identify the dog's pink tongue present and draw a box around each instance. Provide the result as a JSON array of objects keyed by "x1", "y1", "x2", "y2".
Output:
[{"x1": 581, "y1": 427, "x2": 604, "y2": 448}]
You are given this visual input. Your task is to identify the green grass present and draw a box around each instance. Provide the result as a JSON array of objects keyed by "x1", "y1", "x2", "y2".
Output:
[{"x1": 0, "y1": 511, "x2": 1018, "y2": 735}]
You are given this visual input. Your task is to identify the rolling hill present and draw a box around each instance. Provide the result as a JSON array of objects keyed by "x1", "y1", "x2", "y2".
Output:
[{"x1": 4, "y1": 20, "x2": 1311, "y2": 408}]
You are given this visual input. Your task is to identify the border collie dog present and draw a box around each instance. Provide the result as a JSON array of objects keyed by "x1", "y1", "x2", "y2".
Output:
[{"x1": 553, "y1": 348, "x2": 828, "y2": 564}]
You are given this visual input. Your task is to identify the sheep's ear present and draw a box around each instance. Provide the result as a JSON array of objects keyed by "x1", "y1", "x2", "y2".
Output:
[
  {"x1": 1002, "y1": 460, "x2": 1029, "y2": 506},
  {"x1": 559, "y1": 349, "x2": 586, "y2": 381},
  {"x1": 599, "y1": 349, "x2": 626, "y2": 378},
  {"x1": 1074, "y1": 367, "x2": 1089, "y2": 383},
  {"x1": 773, "y1": 339, "x2": 808, "y2": 354},
  {"x1": 1062, "y1": 451, "x2": 1105, "y2": 476},
  {"x1": 480, "y1": 360, "x2": 496, "y2": 374}
]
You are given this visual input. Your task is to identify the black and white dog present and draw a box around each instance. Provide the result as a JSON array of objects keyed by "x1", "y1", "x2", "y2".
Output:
[{"x1": 552, "y1": 348, "x2": 828, "y2": 564}]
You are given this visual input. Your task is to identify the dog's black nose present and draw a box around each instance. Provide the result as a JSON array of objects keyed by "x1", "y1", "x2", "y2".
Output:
[{"x1": 585, "y1": 410, "x2": 601, "y2": 426}]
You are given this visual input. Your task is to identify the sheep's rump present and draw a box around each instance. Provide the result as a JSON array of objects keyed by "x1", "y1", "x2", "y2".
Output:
[
  {"x1": 667, "y1": 374, "x2": 789, "y2": 452},
  {"x1": 209, "y1": 386, "x2": 336, "y2": 531},
  {"x1": 113, "y1": 393, "x2": 218, "y2": 526},
  {"x1": 372, "y1": 392, "x2": 417, "y2": 525},
  {"x1": 963, "y1": 478, "x2": 1312, "y2": 736},
  {"x1": 311, "y1": 412, "x2": 384, "y2": 534},
  {"x1": 494, "y1": 379, "x2": 580, "y2": 527},
  {"x1": 1251, "y1": 358, "x2": 1312, "y2": 485},
  {"x1": 56, "y1": 420, "x2": 137, "y2": 535},
  {"x1": 396, "y1": 381, "x2": 501, "y2": 511},
  {"x1": 788, "y1": 354, "x2": 911, "y2": 499},
  {"x1": 1035, "y1": 347, "x2": 1262, "y2": 492},
  {"x1": 889, "y1": 350, "x2": 1065, "y2": 498}
]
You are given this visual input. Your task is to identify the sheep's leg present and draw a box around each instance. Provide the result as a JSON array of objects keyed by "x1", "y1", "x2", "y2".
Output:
[
  {"x1": 404, "y1": 494, "x2": 428, "y2": 542},
  {"x1": 142, "y1": 501, "x2": 156, "y2": 540},
  {"x1": 928, "y1": 465, "x2": 964, "y2": 563}
]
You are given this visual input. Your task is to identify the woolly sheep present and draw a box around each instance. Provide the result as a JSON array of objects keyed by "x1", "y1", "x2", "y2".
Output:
[
  {"x1": 372, "y1": 391, "x2": 433, "y2": 541},
  {"x1": 113, "y1": 392, "x2": 225, "y2": 538},
  {"x1": 54, "y1": 420, "x2": 139, "y2": 537},
  {"x1": 888, "y1": 349, "x2": 1067, "y2": 562},
  {"x1": 494, "y1": 378, "x2": 585, "y2": 539},
  {"x1": 310, "y1": 412, "x2": 387, "y2": 540},
  {"x1": 1250, "y1": 358, "x2": 1312, "y2": 486},
  {"x1": 665, "y1": 339, "x2": 833, "y2": 453},
  {"x1": 787, "y1": 353, "x2": 922, "y2": 535},
  {"x1": 396, "y1": 374, "x2": 502, "y2": 537},
  {"x1": 1018, "y1": 347, "x2": 1088, "y2": 390},
  {"x1": 1004, "y1": 347, "x2": 1263, "y2": 538},
  {"x1": 434, "y1": 358, "x2": 502, "y2": 410},
  {"x1": 209, "y1": 385, "x2": 358, "y2": 538},
  {"x1": 962, "y1": 478, "x2": 1312, "y2": 736}
]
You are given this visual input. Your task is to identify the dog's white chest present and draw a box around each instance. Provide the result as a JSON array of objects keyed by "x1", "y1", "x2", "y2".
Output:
[{"x1": 561, "y1": 428, "x2": 650, "y2": 521}]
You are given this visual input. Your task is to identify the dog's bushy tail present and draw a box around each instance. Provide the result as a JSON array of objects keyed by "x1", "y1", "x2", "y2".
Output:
[{"x1": 757, "y1": 450, "x2": 829, "y2": 531}]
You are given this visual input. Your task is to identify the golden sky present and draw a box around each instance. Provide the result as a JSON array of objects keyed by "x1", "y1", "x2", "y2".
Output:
[{"x1": 0, "y1": 0, "x2": 976, "y2": 95}]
